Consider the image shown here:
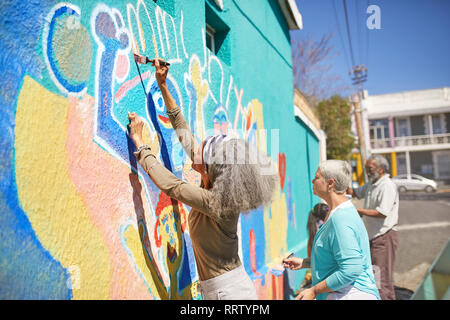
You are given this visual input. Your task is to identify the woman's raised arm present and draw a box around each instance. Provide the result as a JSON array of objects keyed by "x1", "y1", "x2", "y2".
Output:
[{"x1": 153, "y1": 59, "x2": 199, "y2": 162}]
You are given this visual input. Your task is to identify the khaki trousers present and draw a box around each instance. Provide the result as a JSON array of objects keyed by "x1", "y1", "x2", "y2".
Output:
[
  {"x1": 198, "y1": 265, "x2": 258, "y2": 300},
  {"x1": 370, "y1": 229, "x2": 398, "y2": 300}
]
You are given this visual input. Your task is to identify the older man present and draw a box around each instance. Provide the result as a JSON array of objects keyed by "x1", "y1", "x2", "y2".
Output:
[{"x1": 347, "y1": 155, "x2": 399, "y2": 300}]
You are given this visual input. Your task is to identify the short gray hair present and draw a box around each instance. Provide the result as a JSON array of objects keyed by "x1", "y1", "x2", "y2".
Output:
[
  {"x1": 368, "y1": 154, "x2": 390, "y2": 172},
  {"x1": 318, "y1": 160, "x2": 352, "y2": 194}
]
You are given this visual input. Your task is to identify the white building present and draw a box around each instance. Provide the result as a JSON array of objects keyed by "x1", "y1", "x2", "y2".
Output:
[{"x1": 360, "y1": 87, "x2": 450, "y2": 180}]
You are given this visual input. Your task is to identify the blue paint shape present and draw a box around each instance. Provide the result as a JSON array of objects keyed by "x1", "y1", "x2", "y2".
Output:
[
  {"x1": 177, "y1": 234, "x2": 198, "y2": 296},
  {"x1": 0, "y1": 0, "x2": 72, "y2": 299},
  {"x1": 46, "y1": 5, "x2": 87, "y2": 93},
  {"x1": 240, "y1": 207, "x2": 268, "y2": 282},
  {"x1": 0, "y1": 193, "x2": 72, "y2": 299}
]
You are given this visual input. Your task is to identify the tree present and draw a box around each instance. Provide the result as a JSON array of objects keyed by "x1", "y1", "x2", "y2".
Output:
[
  {"x1": 291, "y1": 33, "x2": 350, "y2": 108},
  {"x1": 316, "y1": 95, "x2": 355, "y2": 160}
]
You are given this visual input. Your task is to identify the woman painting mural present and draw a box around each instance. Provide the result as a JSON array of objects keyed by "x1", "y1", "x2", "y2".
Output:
[{"x1": 127, "y1": 59, "x2": 278, "y2": 300}]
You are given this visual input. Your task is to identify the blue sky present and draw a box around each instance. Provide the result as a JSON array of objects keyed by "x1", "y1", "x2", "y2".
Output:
[{"x1": 290, "y1": 0, "x2": 450, "y2": 97}]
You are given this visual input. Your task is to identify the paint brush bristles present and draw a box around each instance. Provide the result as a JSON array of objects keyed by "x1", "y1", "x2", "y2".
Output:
[
  {"x1": 133, "y1": 53, "x2": 147, "y2": 65},
  {"x1": 133, "y1": 53, "x2": 170, "y2": 66}
]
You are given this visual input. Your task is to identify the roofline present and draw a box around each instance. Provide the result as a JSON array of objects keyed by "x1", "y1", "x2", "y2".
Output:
[
  {"x1": 365, "y1": 87, "x2": 450, "y2": 98},
  {"x1": 278, "y1": 0, "x2": 303, "y2": 30}
]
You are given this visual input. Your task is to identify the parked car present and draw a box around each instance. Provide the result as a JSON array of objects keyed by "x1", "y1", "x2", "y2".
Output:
[{"x1": 392, "y1": 174, "x2": 438, "y2": 193}]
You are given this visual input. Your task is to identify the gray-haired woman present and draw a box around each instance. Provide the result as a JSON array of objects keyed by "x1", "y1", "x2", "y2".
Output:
[
  {"x1": 283, "y1": 160, "x2": 380, "y2": 300},
  {"x1": 128, "y1": 59, "x2": 278, "y2": 300}
]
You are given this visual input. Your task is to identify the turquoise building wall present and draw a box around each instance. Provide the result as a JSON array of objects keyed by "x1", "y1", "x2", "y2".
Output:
[{"x1": 0, "y1": 0, "x2": 320, "y2": 299}]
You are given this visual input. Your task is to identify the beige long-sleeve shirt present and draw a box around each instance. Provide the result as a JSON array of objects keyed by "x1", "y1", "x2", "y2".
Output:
[{"x1": 133, "y1": 107, "x2": 241, "y2": 281}]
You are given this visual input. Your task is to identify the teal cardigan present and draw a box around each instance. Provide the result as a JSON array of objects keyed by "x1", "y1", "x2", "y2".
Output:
[{"x1": 311, "y1": 201, "x2": 380, "y2": 300}]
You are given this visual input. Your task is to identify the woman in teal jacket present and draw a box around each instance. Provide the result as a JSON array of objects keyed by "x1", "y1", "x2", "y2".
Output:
[{"x1": 283, "y1": 160, "x2": 380, "y2": 300}]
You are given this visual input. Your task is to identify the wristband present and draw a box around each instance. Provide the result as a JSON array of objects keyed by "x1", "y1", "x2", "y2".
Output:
[{"x1": 136, "y1": 144, "x2": 150, "y2": 153}]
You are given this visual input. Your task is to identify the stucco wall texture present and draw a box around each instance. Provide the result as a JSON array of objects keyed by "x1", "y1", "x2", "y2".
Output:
[{"x1": 0, "y1": 0, "x2": 320, "y2": 299}]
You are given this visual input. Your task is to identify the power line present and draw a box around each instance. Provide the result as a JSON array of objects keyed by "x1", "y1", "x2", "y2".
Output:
[
  {"x1": 365, "y1": 0, "x2": 370, "y2": 70},
  {"x1": 342, "y1": 0, "x2": 356, "y2": 67},
  {"x1": 332, "y1": 0, "x2": 352, "y2": 73},
  {"x1": 342, "y1": 0, "x2": 368, "y2": 92},
  {"x1": 355, "y1": 0, "x2": 363, "y2": 66}
]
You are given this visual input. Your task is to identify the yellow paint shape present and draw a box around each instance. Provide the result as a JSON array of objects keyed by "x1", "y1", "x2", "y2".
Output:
[
  {"x1": 139, "y1": 21, "x2": 146, "y2": 52},
  {"x1": 266, "y1": 187, "x2": 288, "y2": 262},
  {"x1": 14, "y1": 76, "x2": 111, "y2": 299},
  {"x1": 152, "y1": 35, "x2": 158, "y2": 59},
  {"x1": 123, "y1": 223, "x2": 168, "y2": 299},
  {"x1": 190, "y1": 58, "x2": 209, "y2": 140},
  {"x1": 247, "y1": 99, "x2": 266, "y2": 152}
]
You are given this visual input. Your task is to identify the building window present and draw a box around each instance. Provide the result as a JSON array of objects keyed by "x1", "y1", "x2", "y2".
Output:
[
  {"x1": 205, "y1": 1, "x2": 230, "y2": 64},
  {"x1": 369, "y1": 119, "x2": 390, "y2": 148},
  {"x1": 396, "y1": 118, "x2": 410, "y2": 137},
  {"x1": 370, "y1": 119, "x2": 389, "y2": 136},
  {"x1": 206, "y1": 23, "x2": 216, "y2": 53},
  {"x1": 433, "y1": 150, "x2": 450, "y2": 179},
  {"x1": 432, "y1": 114, "x2": 444, "y2": 134},
  {"x1": 424, "y1": 114, "x2": 446, "y2": 135},
  {"x1": 396, "y1": 154, "x2": 407, "y2": 175}
]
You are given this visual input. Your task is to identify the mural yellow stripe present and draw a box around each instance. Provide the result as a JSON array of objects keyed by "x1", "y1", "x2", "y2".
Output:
[
  {"x1": 266, "y1": 187, "x2": 288, "y2": 263},
  {"x1": 14, "y1": 76, "x2": 111, "y2": 299},
  {"x1": 123, "y1": 224, "x2": 168, "y2": 300},
  {"x1": 190, "y1": 58, "x2": 208, "y2": 140}
]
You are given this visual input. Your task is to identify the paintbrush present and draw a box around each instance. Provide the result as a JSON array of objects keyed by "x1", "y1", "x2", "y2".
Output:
[{"x1": 133, "y1": 53, "x2": 170, "y2": 66}]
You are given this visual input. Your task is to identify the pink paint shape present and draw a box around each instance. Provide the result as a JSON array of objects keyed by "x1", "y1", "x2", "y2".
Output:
[
  {"x1": 114, "y1": 71, "x2": 151, "y2": 103},
  {"x1": 214, "y1": 122, "x2": 228, "y2": 135},
  {"x1": 65, "y1": 94, "x2": 157, "y2": 299},
  {"x1": 115, "y1": 54, "x2": 130, "y2": 80}
]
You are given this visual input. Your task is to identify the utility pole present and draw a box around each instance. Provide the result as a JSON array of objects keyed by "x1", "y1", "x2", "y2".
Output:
[{"x1": 349, "y1": 65, "x2": 368, "y2": 183}]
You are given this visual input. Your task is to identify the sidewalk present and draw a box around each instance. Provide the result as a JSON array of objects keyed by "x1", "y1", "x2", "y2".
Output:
[
  {"x1": 394, "y1": 262, "x2": 430, "y2": 293},
  {"x1": 399, "y1": 190, "x2": 450, "y2": 201}
]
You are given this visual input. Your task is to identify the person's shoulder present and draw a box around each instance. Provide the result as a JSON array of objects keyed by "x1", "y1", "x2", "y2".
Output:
[
  {"x1": 381, "y1": 175, "x2": 398, "y2": 191},
  {"x1": 331, "y1": 205, "x2": 359, "y2": 226}
]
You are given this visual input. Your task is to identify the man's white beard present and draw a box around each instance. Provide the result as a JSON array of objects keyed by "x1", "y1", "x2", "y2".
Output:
[{"x1": 368, "y1": 171, "x2": 380, "y2": 183}]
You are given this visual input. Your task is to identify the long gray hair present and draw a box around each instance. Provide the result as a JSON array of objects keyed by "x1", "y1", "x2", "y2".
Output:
[{"x1": 206, "y1": 138, "x2": 278, "y2": 219}]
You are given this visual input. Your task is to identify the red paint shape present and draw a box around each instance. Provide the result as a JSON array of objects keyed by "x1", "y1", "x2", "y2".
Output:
[
  {"x1": 154, "y1": 219, "x2": 161, "y2": 248},
  {"x1": 278, "y1": 152, "x2": 286, "y2": 191},
  {"x1": 272, "y1": 274, "x2": 277, "y2": 299},
  {"x1": 249, "y1": 229, "x2": 261, "y2": 276},
  {"x1": 245, "y1": 109, "x2": 252, "y2": 132}
]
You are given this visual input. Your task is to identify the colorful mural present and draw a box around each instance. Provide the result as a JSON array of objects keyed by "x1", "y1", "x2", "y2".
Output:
[{"x1": 0, "y1": 0, "x2": 320, "y2": 299}]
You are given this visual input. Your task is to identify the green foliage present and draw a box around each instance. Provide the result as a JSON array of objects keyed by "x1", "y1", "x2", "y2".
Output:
[{"x1": 316, "y1": 95, "x2": 355, "y2": 160}]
